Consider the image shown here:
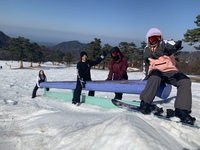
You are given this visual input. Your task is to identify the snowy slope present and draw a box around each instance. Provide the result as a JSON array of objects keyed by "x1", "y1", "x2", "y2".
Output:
[{"x1": 0, "y1": 61, "x2": 199, "y2": 150}]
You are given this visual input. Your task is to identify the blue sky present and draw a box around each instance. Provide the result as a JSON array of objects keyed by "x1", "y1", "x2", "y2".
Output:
[{"x1": 0, "y1": 0, "x2": 199, "y2": 51}]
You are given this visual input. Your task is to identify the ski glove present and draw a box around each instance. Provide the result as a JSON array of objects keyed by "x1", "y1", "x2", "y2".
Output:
[
  {"x1": 101, "y1": 50, "x2": 109, "y2": 59},
  {"x1": 79, "y1": 78, "x2": 86, "y2": 88},
  {"x1": 173, "y1": 40, "x2": 183, "y2": 51},
  {"x1": 165, "y1": 40, "x2": 183, "y2": 56}
]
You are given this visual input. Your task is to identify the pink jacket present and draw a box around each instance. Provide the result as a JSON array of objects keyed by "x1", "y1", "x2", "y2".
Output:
[{"x1": 148, "y1": 54, "x2": 178, "y2": 75}]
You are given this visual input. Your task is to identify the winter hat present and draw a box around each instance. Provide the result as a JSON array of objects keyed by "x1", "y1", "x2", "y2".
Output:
[
  {"x1": 80, "y1": 51, "x2": 88, "y2": 58},
  {"x1": 110, "y1": 46, "x2": 120, "y2": 54},
  {"x1": 146, "y1": 28, "x2": 163, "y2": 43},
  {"x1": 110, "y1": 46, "x2": 122, "y2": 61}
]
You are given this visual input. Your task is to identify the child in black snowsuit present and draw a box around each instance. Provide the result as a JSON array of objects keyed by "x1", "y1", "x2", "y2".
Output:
[
  {"x1": 72, "y1": 51, "x2": 108, "y2": 105},
  {"x1": 32, "y1": 70, "x2": 49, "y2": 98}
]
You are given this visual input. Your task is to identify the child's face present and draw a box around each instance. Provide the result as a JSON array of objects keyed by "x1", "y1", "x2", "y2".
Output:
[
  {"x1": 148, "y1": 35, "x2": 161, "y2": 52},
  {"x1": 111, "y1": 52, "x2": 121, "y2": 61},
  {"x1": 39, "y1": 70, "x2": 44, "y2": 75},
  {"x1": 82, "y1": 55, "x2": 87, "y2": 62},
  {"x1": 149, "y1": 43, "x2": 159, "y2": 52}
]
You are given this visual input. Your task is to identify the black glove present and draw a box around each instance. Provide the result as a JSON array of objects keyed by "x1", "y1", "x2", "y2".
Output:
[
  {"x1": 102, "y1": 50, "x2": 109, "y2": 58},
  {"x1": 165, "y1": 40, "x2": 183, "y2": 55},
  {"x1": 79, "y1": 78, "x2": 86, "y2": 88},
  {"x1": 173, "y1": 40, "x2": 183, "y2": 51}
]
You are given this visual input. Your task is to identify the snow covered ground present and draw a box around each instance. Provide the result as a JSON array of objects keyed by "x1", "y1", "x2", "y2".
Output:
[{"x1": 0, "y1": 60, "x2": 200, "y2": 150}]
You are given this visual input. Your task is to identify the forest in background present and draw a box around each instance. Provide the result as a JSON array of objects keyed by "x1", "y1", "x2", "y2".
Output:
[{"x1": 0, "y1": 15, "x2": 199, "y2": 74}]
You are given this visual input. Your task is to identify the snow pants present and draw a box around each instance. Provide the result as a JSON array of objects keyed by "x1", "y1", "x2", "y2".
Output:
[
  {"x1": 32, "y1": 84, "x2": 49, "y2": 98},
  {"x1": 114, "y1": 93, "x2": 123, "y2": 100},
  {"x1": 72, "y1": 79, "x2": 94, "y2": 103},
  {"x1": 140, "y1": 69, "x2": 192, "y2": 110}
]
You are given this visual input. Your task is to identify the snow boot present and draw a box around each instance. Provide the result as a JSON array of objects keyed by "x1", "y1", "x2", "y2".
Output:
[
  {"x1": 72, "y1": 101, "x2": 77, "y2": 105},
  {"x1": 139, "y1": 100, "x2": 152, "y2": 114},
  {"x1": 72, "y1": 101, "x2": 81, "y2": 106},
  {"x1": 140, "y1": 100, "x2": 163, "y2": 115},
  {"x1": 114, "y1": 93, "x2": 122, "y2": 100},
  {"x1": 175, "y1": 108, "x2": 196, "y2": 125},
  {"x1": 166, "y1": 109, "x2": 175, "y2": 118}
]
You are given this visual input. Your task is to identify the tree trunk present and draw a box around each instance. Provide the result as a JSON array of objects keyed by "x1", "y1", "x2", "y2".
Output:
[
  {"x1": 20, "y1": 60, "x2": 23, "y2": 68},
  {"x1": 38, "y1": 62, "x2": 41, "y2": 67},
  {"x1": 30, "y1": 62, "x2": 33, "y2": 67}
]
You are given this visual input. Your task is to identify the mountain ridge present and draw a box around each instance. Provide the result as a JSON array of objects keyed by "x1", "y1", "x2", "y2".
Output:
[
  {"x1": 52, "y1": 40, "x2": 88, "y2": 56},
  {"x1": 0, "y1": 31, "x2": 200, "y2": 61}
]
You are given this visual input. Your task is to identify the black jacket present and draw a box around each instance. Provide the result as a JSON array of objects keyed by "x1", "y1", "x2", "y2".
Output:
[{"x1": 77, "y1": 57, "x2": 103, "y2": 81}]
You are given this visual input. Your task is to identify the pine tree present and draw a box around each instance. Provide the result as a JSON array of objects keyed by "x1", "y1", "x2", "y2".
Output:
[{"x1": 183, "y1": 14, "x2": 200, "y2": 50}]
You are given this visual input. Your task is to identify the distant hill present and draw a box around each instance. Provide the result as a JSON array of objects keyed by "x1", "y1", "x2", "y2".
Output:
[
  {"x1": 0, "y1": 30, "x2": 200, "y2": 61},
  {"x1": 0, "y1": 31, "x2": 88, "y2": 58},
  {"x1": 51, "y1": 40, "x2": 88, "y2": 56},
  {"x1": 36, "y1": 41, "x2": 58, "y2": 48},
  {"x1": 0, "y1": 31, "x2": 11, "y2": 48}
]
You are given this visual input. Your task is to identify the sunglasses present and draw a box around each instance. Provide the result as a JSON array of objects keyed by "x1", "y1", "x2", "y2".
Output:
[
  {"x1": 111, "y1": 52, "x2": 120, "y2": 57},
  {"x1": 149, "y1": 36, "x2": 161, "y2": 43}
]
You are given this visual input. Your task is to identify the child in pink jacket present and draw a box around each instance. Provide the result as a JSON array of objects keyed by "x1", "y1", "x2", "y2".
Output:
[{"x1": 140, "y1": 28, "x2": 196, "y2": 125}]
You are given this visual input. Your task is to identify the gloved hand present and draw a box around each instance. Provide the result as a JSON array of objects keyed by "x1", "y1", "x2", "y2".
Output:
[
  {"x1": 165, "y1": 40, "x2": 183, "y2": 55},
  {"x1": 79, "y1": 78, "x2": 86, "y2": 88},
  {"x1": 103, "y1": 50, "x2": 109, "y2": 57},
  {"x1": 173, "y1": 40, "x2": 183, "y2": 51},
  {"x1": 101, "y1": 50, "x2": 109, "y2": 59}
]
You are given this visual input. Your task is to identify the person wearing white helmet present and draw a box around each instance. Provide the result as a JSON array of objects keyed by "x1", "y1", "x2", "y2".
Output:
[{"x1": 140, "y1": 28, "x2": 196, "y2": 125}]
